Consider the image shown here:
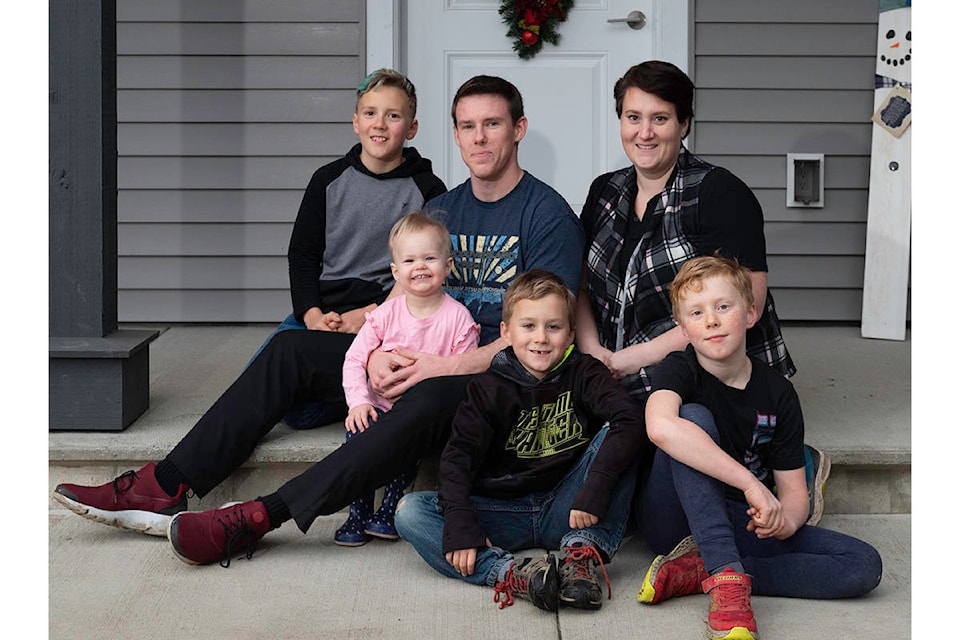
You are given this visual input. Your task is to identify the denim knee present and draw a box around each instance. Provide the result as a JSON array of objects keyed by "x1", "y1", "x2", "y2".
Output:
[
  {"x1": 394, "y1": 491, "x2": 437, "y2": 537},
  {"x1": 679, "y1": 403, "x2": 720, "y2": 443}
]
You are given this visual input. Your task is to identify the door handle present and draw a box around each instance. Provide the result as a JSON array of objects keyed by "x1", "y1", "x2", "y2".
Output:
[{"x1": 607, "y1": 10, "x2": 646, "y2": 30}]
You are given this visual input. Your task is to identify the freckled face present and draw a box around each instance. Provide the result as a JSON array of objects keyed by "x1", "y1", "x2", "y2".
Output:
[
  {"x1": 675, "y1": 276, "x2": 758, "y2": 365},
  {"x1": 619, "y1": 87, "x2": 688, "y2": 181}
]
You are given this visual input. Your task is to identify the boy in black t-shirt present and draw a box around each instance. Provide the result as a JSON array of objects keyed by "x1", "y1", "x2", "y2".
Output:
[{"x1": 638, "y1": 256, "x2": 881, "y2": 640}]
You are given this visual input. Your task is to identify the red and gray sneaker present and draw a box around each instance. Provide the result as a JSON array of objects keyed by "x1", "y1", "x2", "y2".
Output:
[
  {"x1": 52, "y1": 463, "x2": 188, "y2": 537},
  {"x1": 492, "y1": 554, "x2": 559, "y2": 611},
  {"x1": 702, "y1": 568, "x2": 758, "y2": 640},
  {"x1": 637, "y1": 535, "x2": 707, "y2": 604},
  {"x1": 558, "y1": 543, "x2": 611, "y2": 610},
  {"x1": 168, "y1": 500, "x2": 272, "y2": 567}
]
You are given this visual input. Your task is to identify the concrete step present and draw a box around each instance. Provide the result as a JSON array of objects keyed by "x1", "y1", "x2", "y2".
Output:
[{"x1": 48, "y1": 324, "x2": 911, "y2": 515}]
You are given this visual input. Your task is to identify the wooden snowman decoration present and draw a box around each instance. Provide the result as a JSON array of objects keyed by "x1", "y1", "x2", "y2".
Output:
[{"x1": 862, "y1": 0, "x2": 911, "y2": 340}]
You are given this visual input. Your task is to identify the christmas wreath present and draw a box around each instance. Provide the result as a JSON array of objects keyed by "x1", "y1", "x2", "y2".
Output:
[{"x1": 499, "y1": 0, "x2": 575, "y2": 60}]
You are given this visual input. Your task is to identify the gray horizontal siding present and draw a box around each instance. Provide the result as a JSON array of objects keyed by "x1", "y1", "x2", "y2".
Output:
[
  {"x1": 118, "y1": 157, "x2": 340, "y2": 189},
  {"x1": 118, "y1": 23, "x2": 361, "y2": 55},
  {"x1": 118, "y1": 123, "x2": 357, "y2": 156},
  {"x1": 118, "y1": 56, "x2": 361, "y2": 89},
  {"x1": 118, "y1": 90, "x2": 356, "y2": 122},
  {"x1": 693, "y1": 0, "x2": 884, "y2": 322},
  {"x1": 117, "y1": 0, "x2": 365, "y2": 322},
  {"x1": 696, "y1": 0, "x2": 877, "y2": 23},
  {"x1": 117, "y1": 1, "x2": 362, "y2": 22},
  {"x1": 119, "y1": 190, "x2": 303, "y2": 223}
]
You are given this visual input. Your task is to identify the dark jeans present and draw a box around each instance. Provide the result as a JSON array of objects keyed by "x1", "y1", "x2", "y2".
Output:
[
  {"x1": 166, "y1": 329, "x2": 473, "y2": 532},
  {"x1": 643, "y1": 404, "x2": 882, "y2": 599}
]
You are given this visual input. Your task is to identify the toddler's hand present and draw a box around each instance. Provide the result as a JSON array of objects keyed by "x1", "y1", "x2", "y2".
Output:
[{"x1": 345, "y1": 404, "x2": 377, "y2": 433}]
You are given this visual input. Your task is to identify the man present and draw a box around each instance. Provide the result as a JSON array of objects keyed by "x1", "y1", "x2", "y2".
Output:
[{"x1": 54, "y1": 75, "x2": 585, "y2": 567}]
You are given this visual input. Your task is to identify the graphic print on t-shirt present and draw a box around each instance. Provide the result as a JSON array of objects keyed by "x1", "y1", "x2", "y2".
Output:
[
  {"x1": 506, "y1": 391, "x2": 587, "y2": 459},
  {"x1": 446, "y1": 233, "x2": 520, "y2": 332},
  {"x1": 743, "y1": 412, "x2": 776, "y2": 484}
]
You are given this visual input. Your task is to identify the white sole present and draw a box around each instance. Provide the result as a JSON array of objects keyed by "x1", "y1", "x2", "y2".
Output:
[{"x1": 53, "y1": 491, "x2": 172, "y2": 537}]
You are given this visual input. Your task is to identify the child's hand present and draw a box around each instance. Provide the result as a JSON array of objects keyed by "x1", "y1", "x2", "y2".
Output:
[
  {"x1": 336, "y1": 306, "x2": 371, "y2": 334},
  {"x1": 303, "y1": 307, "x2": 342, "y2": 331},
  {"x1": 446, "y1": 548, "x2": 478, "y2": 577},
  {"x1": 569, "y1": 509, "x2": 599, "y2": 529},
  {"x1": 743, "y1": 482, "x2": 784, "y2": 539},
  {"x1": 345, "y1": 404, "x2": 377, "y2": 433}
]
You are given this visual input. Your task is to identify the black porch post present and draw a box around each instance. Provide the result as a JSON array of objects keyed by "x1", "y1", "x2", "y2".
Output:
[{"x1": 49, "y1": 0, "x2": 157, "y2": 430}]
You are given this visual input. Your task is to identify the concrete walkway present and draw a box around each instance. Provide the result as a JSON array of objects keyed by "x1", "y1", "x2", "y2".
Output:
[{"x1": 49, "y1": 511, "x2": 909, "y2": 640}]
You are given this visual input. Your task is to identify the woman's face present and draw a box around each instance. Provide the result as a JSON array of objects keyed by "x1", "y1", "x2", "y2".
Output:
[{"x1": 619, "y1": 87, "x2": 688, "y2": 182}]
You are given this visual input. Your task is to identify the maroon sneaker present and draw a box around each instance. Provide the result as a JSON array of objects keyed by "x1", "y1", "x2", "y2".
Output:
[
  {"x1": 168, "y1": 500, "x2": 272, "y2": 567},
  {"x1": 53, "y1": 463, "x2": 188, "y2": 537}
]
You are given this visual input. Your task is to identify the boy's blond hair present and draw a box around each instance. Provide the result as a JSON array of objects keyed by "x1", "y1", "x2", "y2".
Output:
[
  {"x1": 669, "y1": 255, "x2": 754, "y2": 321},
  {"x1": 388, "y1": 212, "x2": 451, "y2": 261},
  {"x1": 357, "y1": 68, "x2": 418, "y2": 117},
  {"x1": 502, "y1": 270, "x2": 577, "y2": 328}
]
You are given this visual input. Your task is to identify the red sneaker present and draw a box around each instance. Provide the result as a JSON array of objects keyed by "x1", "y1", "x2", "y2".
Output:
[
  {"x1": 53, "y1": 463, "x2": 188, "y2": 537},
  {"x1": 168, "y1": 500, "x2": 272, "y2": 567},
  {"x1": 701, "y1": 568, "x2": 758, "y2": 640},
  {"x1": 637, "y1": 535, "x2": 707, "y2": 604}
]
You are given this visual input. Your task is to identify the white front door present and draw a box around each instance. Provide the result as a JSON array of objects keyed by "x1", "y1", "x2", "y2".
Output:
[{"x1": 402, "y1": 1, "x2": 689, "y2": 212}]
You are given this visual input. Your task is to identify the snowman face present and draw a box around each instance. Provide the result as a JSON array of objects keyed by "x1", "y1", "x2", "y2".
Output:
[{"x1": 876, "y1": 7, "x2": 911, "y2": 83}]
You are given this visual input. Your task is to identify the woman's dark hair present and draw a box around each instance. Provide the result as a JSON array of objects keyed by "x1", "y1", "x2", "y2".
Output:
[{"x1": 613, "y1": 60, "x2": 694, "y2": 129}]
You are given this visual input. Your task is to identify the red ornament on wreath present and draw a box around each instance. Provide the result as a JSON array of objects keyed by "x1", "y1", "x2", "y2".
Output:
[{"x1": 498, "y1": 0, "x2": 574, "y2": 60}]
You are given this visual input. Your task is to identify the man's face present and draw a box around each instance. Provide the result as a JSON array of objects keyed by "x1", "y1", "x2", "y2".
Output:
[
  {"x1": 452, "y1": 94, "x2": 526, "y2": 184},
  {"x1": 353, "y1": 86, "x2": 418, "y2": 174}
]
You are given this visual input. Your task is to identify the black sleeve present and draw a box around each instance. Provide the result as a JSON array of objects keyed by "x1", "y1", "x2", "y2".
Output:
[
  {"x1": 578, "y1": 173, "x2": 611, "y2": 258},
  {"x1": 438, "y1": 376, "x2": 499, "y2": 554},
  {"x1": 690, "y1": 169, "x2": 768, "y2": 272},
  {"x1": 768, "y1": 381, "x2": 806, "y2": 472},
  {"x1": 570, "y1": 356, "x2": 649, "y2": 517},
  {"x1": 287, "y1": 167, "x2": 333, "y2": 321}
]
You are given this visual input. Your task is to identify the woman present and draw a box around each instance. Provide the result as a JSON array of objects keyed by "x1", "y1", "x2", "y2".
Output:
[{"x1": 576, "y1": 60, "x2": 794, "y2": 396}]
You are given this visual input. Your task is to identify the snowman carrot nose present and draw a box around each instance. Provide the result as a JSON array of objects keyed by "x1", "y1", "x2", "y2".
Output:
[{"x1": 891, "y1": 42, "x2": 900, "y2": 48}]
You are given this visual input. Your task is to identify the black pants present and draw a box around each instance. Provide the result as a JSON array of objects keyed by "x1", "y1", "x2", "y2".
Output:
[{"x1": 166, "y1": 329, "x2": 474, "y2": 532}]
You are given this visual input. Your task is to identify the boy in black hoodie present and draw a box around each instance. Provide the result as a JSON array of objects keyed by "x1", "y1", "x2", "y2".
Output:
[{"x1": 395, "y1": 270, "x2": 647, "y2": 612}]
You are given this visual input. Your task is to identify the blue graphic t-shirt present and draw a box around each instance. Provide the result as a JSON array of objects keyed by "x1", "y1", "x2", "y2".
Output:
[{"x1": 426, "y1": 173, "x2": 584, "y2": 345}]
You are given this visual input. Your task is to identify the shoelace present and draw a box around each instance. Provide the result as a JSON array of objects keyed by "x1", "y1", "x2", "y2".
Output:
[
  {"x1": 563, "y1": 545, "x2": 612, "y2": 600},
  {"x1": 492, "y1": 568, "x2": 525, "y2": 609},
  {"x1": 713, "y1": 579, "x2": 751, "y2": 612},
  {"x1": 217, "y1": 507, "x2": 259, "y2": 569},
  {"x1": 111, "y1": 469, "x2": 139, "y2": 502}
]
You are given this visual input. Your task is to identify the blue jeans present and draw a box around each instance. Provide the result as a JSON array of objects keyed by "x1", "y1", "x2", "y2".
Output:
[
  {"x1": 395, "y1": 427, "x2": 638, "y2": 586},
  {"x1": 643, "y1": 404, "x2": 882, "y2": 599},
  {"x1": 247, "y1": 314, "x2": 345, "y2": 429}
]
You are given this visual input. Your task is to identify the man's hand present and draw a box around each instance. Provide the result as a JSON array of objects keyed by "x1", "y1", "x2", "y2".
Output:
[
  {"x1": 367, "y1": 349, "x2": 417, "y2": 397},
  {"x1": 569, "y1": 509, "x2": 599, "y2": 529},
  {"x1": 303, "y1": 307, "x2": 342, "y2": 331},
  {"x1": 371, "y1": 350, "x2": 457, "y2": 400}
]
